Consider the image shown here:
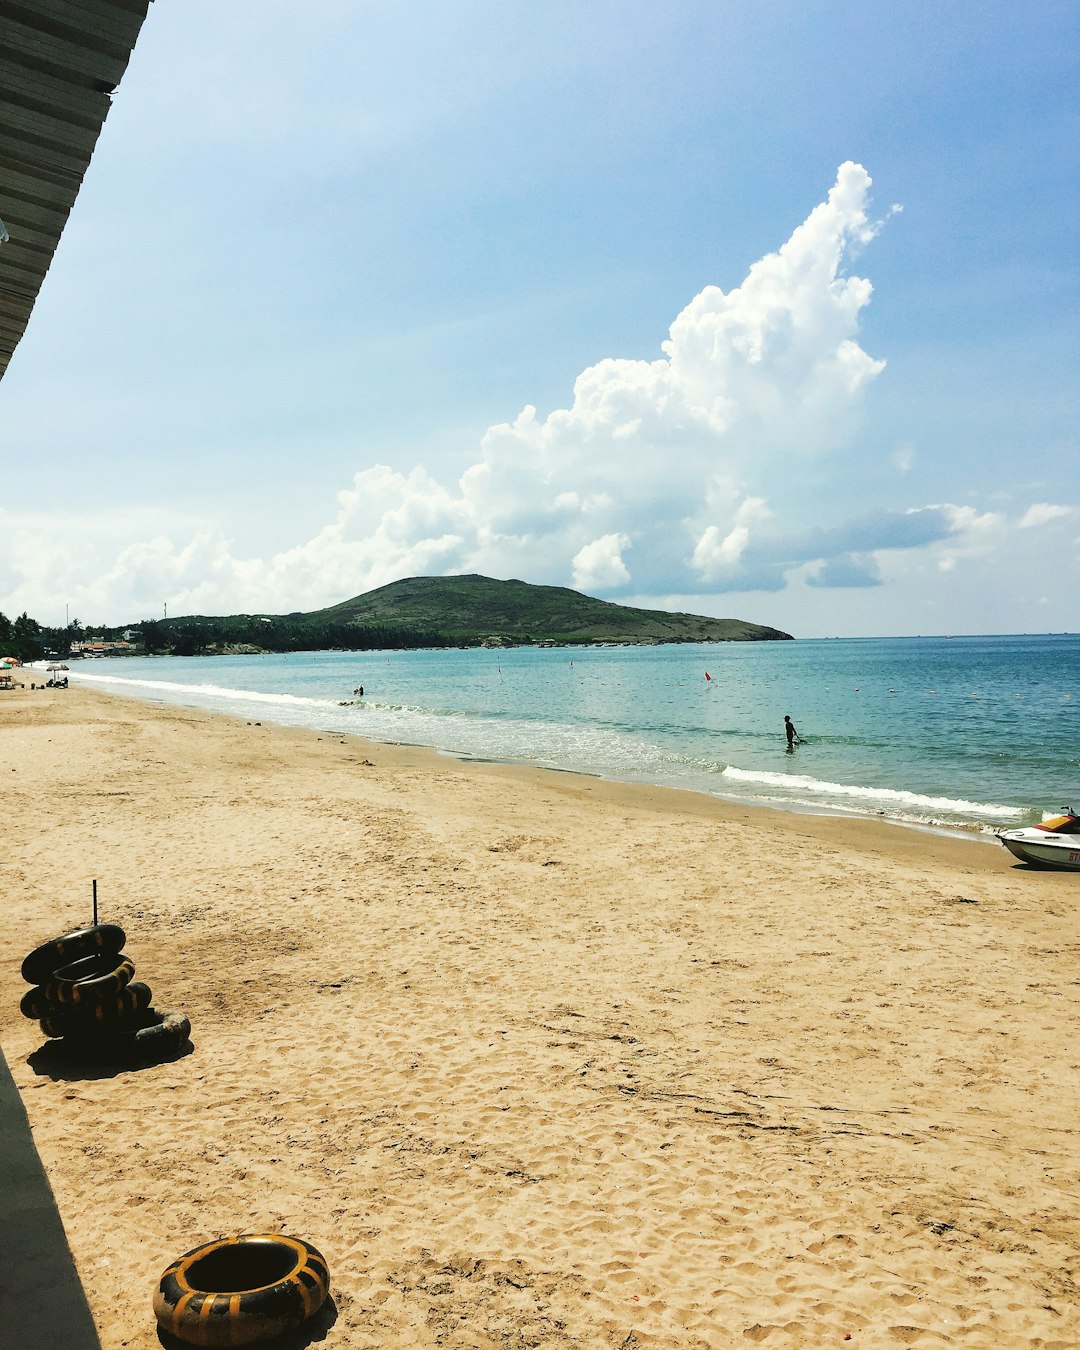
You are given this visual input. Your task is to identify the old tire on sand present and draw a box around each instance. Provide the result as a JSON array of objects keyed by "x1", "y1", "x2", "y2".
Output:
[
  {"x1": 37, "y1": 983, "x2": 153, "y2": 1038},
  {"x1": 21, "y1": 923, "x2": 126, "y2": 985},
  {"x1": 61, "y1": 1007, "x2": 190, "y2": 1063},
  {"x1": 20, "y1": 984, "x2": 62, "y2": 1021},
  {"x1": 153, "y1": 1234, "x2": 329, "y2": 1346},
  {"x1": 44, "y1": 952, "x2": 135, "y2": 1005}
]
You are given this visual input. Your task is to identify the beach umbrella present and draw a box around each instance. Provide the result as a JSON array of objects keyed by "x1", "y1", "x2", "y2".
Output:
[{"x1": 47, "y1": 662, "x2": 67, "y2": 671}]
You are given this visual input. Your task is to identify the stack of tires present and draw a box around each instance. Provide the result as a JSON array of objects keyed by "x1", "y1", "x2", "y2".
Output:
[{"x1": 20, "y1": 923, "x2": 191, "y2": 1064}]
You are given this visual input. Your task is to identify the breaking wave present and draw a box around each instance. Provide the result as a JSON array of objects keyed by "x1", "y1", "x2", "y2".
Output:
[{"x1": 720, "y1": 765, "x2": 1016, "y2": 821}]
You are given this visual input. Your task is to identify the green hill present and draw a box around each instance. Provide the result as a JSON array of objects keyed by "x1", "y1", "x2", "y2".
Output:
[
  {"x1": 85, "y1": 574, "x2": 791, "y2": 655},
  {"x1": 16, "y1": 575, "x2": 793, "y2": 659},
  {"x1": 316, "y1": 574, "x2": 791, "y2": 645}
]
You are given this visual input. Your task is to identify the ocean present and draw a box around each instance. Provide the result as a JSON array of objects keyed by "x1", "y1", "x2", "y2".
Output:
[{"x1": 65, "y1": 633, "x2": 1078, "y2": 834}]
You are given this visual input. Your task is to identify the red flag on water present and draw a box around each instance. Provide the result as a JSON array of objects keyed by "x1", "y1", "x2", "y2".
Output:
[{"x1": 705, "y1": 671, "x2": 711, "y2": 680}]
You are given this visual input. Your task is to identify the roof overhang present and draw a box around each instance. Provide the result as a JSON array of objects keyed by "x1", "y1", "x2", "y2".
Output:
[{"x1": 0, "y1": 0, "x2": 153, "y2": 382}]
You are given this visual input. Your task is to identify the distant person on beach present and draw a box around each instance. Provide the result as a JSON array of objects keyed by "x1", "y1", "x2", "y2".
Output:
[{"x1": 784, "y1": 714, "x2": 800, "y2": 750}]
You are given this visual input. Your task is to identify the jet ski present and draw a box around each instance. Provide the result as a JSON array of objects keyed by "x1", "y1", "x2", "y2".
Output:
[{"x1": 997, "y1": 808, "x2": 1080, "y2": 869}]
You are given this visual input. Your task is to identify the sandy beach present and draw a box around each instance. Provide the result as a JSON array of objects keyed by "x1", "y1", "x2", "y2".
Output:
[{"x1": 1, "y1": 679, "x2": 1077, "y2": 1349}]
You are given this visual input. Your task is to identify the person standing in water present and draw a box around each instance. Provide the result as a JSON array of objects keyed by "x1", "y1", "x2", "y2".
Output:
[{"x1": 784, "y1": 714, "x2": 800, "y2": 750}]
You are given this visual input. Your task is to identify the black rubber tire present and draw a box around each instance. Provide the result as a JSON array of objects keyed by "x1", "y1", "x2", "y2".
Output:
[
  {"x1": 153, "y1": 1234, "x2": 329, "y2": 1346},
  {"x1": 22, "y1": 923, "x2": 126, "y2": 985},
  {"x1": 38, "y1": 1013, "x2": 67, "y2": 1040},
  {"x1": 37, "y1": 982, "x2": 152, "y2": 1038},
  {"x1": 20, "y1": 984, "x2": 62, "y2": 1021},
  {"x1": 23, "y1": 962, "x2": 141, "y2": 1020},
  {"x1": 44, "y1": 952, "x2": 135, "y2": 1005},
  {"x1": 60, "y1": 1007, "x2": 191, "y2": 1063},
  {"x1": 128, "y1": 1007, "x2": 190, "y2": 1060}
]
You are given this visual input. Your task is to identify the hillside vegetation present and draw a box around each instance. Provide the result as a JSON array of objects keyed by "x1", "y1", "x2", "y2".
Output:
[
  {"x1": 14, "y1": 575, "x2": 791, "y2": 659},
  {"x1": 318, "y1": 575, "x2": 791, "y2": 645}
]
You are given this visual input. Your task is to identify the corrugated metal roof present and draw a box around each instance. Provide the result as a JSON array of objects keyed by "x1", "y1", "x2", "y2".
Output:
[{"x1": 0, "y1": 0, "x2": 152, "y2": 382}]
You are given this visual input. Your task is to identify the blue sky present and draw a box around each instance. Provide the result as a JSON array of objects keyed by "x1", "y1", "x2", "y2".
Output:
[{"x1": 1, "y1": 0, "x2": 1076, "y2": 637}]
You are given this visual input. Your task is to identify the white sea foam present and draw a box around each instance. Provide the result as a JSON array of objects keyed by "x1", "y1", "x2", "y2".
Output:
[
  {"x1": 73, "y1": 672, "x2": 339, "y2": 709},
  {"x1": 72, "y1": 669, "x2": 649, "y2": 774},
  {"x1": 720, "y1": 765, "x2": 1016, "y2": 820}
]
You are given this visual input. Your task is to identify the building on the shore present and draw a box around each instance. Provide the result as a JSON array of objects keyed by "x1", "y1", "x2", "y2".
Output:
[{"x1": 69, "y1": 641, "x2": 137, "y2": 658}]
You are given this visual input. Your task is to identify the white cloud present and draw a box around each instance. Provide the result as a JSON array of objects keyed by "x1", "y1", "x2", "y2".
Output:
[
  {"x1": 8, "y1": 162, "x2": 896, "y2": 621},
  {"x1": 938, "y1": 507, "x2": 1011, "y2": 570},
  {"x1": 691, "y1": 497, "x2": 771, "y2": 580},
  {"x1": 572, "y1": 534, "x2": 632, "y2": 590},
  {"x1": 1019, "y1": 502, "x2": 1072, "y2": 529},
  {"x1": 4, "y1": 162, "x2": 941, "y2": 625}
]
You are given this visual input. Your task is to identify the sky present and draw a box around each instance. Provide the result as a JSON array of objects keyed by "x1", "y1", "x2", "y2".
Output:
[{"x1": 1, "y1": 0, "x2": 1077, "y2": 638}]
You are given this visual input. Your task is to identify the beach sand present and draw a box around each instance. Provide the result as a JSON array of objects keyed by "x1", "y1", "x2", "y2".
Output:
[{"x1": 1, "y1": 680, "x2": 1077, "y2": 1348}]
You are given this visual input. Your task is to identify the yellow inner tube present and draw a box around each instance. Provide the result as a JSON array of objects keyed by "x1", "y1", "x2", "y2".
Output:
[{"x1": 153, "y1": 1234, "x2": 329, "y2": 1347}]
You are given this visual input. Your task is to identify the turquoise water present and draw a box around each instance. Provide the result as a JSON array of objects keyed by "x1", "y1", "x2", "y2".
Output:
[{"x1": 66, "y1": 634, "x2": 1078, "y2": 832}]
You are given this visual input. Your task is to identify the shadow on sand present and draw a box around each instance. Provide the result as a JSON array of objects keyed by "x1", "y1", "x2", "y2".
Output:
[
  {"x1": 27, "y1": 1035, "x2": 195, "y2": 1083},
  {"x1": 1, "y1": 1045, "x2": 103, "y2": 1348}
]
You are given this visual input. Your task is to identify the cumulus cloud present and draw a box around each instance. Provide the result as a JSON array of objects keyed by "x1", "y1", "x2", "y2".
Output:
[
  {"x1": 691, "y1": 497, "x2": 771, "y2": 580},
  {"x1": 5, "y1": 163, "x2": 983, "y2": 625},
  {"x1": 1019, "y1": 502, "x2": 1072, "y2": 529},
  {"x1": 921, "y1": 505, "x2": 1007, "y2": 574},
  {"x1": 572, "y1": 534, "x2": 632, "y2": 591},
  {"x1": 270, "y1": 162, "x2": 889, "y2": 607}
]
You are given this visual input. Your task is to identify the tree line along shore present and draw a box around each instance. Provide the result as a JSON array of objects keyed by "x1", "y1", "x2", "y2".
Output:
[{"x1": 0, "y1": 574, "x2": 792, "y2": 662}]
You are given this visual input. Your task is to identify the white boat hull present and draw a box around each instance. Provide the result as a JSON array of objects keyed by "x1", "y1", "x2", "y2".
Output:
[{"x1": 998, "y1": 829, "x2": 1080, "y2": 870}]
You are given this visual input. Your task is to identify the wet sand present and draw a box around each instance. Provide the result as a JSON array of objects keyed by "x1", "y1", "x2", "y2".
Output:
[{"x1": 1, "y1": 680, "x2": 1077, "y2": 1348}]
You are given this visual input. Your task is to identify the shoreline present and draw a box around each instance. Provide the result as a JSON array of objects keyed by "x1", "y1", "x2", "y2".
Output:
[
  {"x1": 62, "y1": 663, "x2": 1024, "y2": 842},
  {"x1": 2, "y1": 681, "x2": 1077, "y2": 1347},
  {"x1": 111, "y1": 676, "x2": 1010, "y2": 860}
]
